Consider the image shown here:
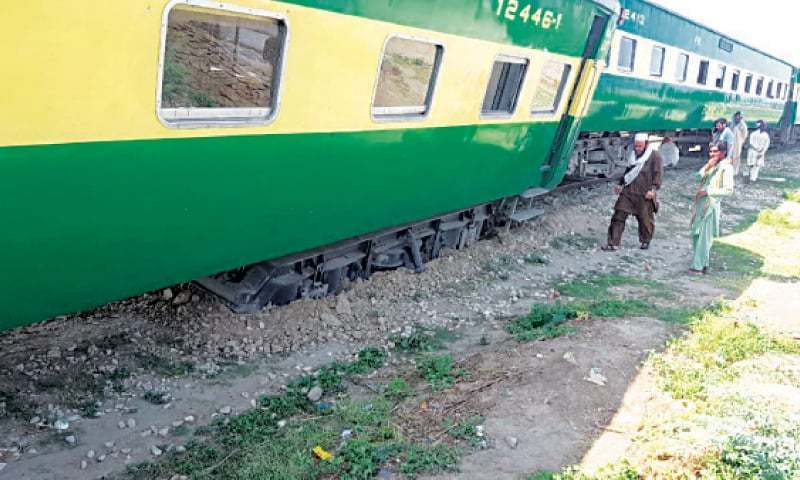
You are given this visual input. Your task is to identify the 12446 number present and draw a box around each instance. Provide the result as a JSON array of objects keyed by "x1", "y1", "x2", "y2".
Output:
[{"x1": 496, "y1": 0, "x2": 563, "y2": 30}]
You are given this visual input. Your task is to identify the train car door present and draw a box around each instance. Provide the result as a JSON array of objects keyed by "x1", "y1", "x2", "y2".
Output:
[{"x1": 541, "y1": 13, "x2": 610, "y2": 187}]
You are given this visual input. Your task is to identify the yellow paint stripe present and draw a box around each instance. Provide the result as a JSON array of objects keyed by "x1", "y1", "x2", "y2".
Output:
[{"x1": 0, "y1": 0, "x2": 586, "y2": 147}]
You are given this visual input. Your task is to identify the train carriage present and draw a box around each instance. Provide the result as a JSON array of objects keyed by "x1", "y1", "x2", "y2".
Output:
[
  {"x1": 571, "y1": 0, "x2": 795, "y2": 177},
  {"x1": 0, "y1": 0, "x2": 619, "y2": 329}
]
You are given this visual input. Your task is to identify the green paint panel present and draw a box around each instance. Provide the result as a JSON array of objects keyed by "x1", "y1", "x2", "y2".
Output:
[
  {"x1": 279, "y1": 0, "x2": 616, "y2": 57},
  {"x1": 618, "y1": 0, "x2": 793, "y2": 80},
  {"x1": 0, "y1": 122, "x2": 559, "y2": 330},
  {"x1": 582, "y1": 74, "x2": 786, "y2": 134}
]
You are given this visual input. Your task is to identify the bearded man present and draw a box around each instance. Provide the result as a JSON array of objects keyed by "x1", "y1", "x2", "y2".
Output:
[{"x1": 602, "y1": 133, "x2": 664, "y2": 251}]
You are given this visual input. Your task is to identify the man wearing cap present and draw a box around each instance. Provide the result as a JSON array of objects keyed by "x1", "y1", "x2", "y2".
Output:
[
  {"x1": 746, "y1": 120, "x2": 770, "y2": 183},
  {"x1": 602, "y1": 133, "x2": 664, "y2": 251}
]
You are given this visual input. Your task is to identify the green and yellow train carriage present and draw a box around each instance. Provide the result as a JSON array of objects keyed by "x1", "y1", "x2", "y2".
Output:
[
  {"x1": 571, "y1": 0, "x2": 795, "y2": 177},
  {"x1": 0, "y1": 0, "x2": 620, "y2": 330}
]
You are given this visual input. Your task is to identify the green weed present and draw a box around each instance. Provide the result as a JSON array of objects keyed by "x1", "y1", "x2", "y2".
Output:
[
  {"x1": 142, "y1": 390, "x2": 171, "y2": 405},
  {"x1": 784, "y1": 189, "x2": 800, "y2": 202},
  {"x1": 400, "y1": 444, "x2": 461, "y2": 478},
  {"x1": 417, "y1": 355, "x2": 465, "y2": 390},
  {"x1": 383, "y1": 377, "x2": 412, "y2": 402},
  {"x1": 444, "y1": 415, "x2": 484, "y2": 446},
  {"x1": 507, "y1": 303, "x2": 585, "y2": 342}
]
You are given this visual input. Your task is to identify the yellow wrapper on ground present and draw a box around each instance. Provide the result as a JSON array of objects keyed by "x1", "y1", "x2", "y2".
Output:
[{"x1": 313, "y1": 446, "x2": 333, "y2": 461}]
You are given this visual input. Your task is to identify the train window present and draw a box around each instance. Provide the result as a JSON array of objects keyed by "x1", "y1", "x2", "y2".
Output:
[
  {"x1": 531, "y1": 61, "x2": 572, "y2": 115},
  {"x1": 617, "y1": 37, "x2": 637, "y2": 72},
  {"x1": 158, "y1": 4, "x2": 287, "y2": 126},
  {"x1": 744, "y1": 74, "x2": 753, "y2": 93},
  {"x1": 756, "y1": 77, "x2": 764, "y2": 96},
  {"x1": 777, "y1": 83, "x2": 784, "y2": 99},
  {"x1": 767, "y1": 80, "x2": 774, "y2": 98},
  {"x1": 697, "y1": 61, "x2": 709, "y2": 85},
  {"x1": 715, "y1": 65, "x2": 726, "y2": 89},
  {"x1": 731, "y1": 70, "x2": 740, "y2": 91},
  {"x1": 482, "y1": 56, "x2": 529, "y2": 116},
  {"x1": 675, "y1": 54, "x2": 689, "y2": 82},
  {"x1": 372, "y1": 37, "x2": 443, "y2": 118},
  {"x1": 649, "y1": 46, "x2": 665, "y2": 77}
]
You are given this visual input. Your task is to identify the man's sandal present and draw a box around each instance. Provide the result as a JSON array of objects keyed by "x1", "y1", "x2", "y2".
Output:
[{"x1": 601, "y1": 245, "x2": 619, "y2": 252}]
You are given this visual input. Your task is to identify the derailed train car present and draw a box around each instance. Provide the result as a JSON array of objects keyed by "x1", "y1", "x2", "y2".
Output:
[
  {"x1": 570, "y1": 0, "x2": 796, "y2": 178},
  {"x1": 0, "y1": 0, "x2": 621, "y2": 329}
]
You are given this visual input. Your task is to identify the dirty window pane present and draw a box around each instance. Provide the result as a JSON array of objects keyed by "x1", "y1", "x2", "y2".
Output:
[
  {"x1": 649, "y1": 46, "x2": 665, "y2": 77},
  {"x1": 744, "y1": 74, "x2": 753, "y2": 93},
  {"x1": 161, "y1": 6, "x2": 284, "y2": 118},
  {"x1": 675, "y1": 54, "x2": 689, "y2": 82},
  {"x1": 373, "y1": 38, "x2": 442, "y2": 115},
  {"x1": 715, "y1": 65, "x2": 726, "y2": 89},
  {"x1": 531, "y1": 61, "x2": 572, "y2": 114},
  {"x1": 697, "y1": 61, "x2": 709, "y2": 85},
  {"x1": 482, "y1": 59, "x2": 528, "y2": 115},
  {"x1": 618, "y1": 37, "x2": 636, "y2": 72}
]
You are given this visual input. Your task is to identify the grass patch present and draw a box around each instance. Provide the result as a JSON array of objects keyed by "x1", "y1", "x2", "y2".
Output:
[
  {"x1": 707, "y1": 242, "x2": 765, "y2": 291},
  {"x1": 121, "y1": 346, "x2": 466, "y2": 479},
  {"x1": 784, "y1": 189, "x2": 800, "y2": 202},
  {"x1": 417, "y1": 355, "x2": 466, "y2": 391},
  {"x1": 651, "y1": 303, "x2": 800, "y2": 402},
  {"x1": 142, "y1": 390, "x2": 171, "y2": 405},
  {"x1": 557, "y1": 274, "x2": 664, "y2": 301},
  {"x1": 444, "y1": 416, "x2": 484, "y2": 447},
  {"x1": 390, "y1": 327, "x2": 455, "y2": 353},
  {"x1": 508, "y1": 303, "x2": 584, "y2": 342},
  {"x1": 757, "y1": 208, "x2": 800, "y2": 231},
  {"x1": 383, "y1": 377, "x2": 412, "y2": 402}
]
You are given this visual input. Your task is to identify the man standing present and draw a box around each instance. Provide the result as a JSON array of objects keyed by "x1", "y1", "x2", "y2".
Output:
[
  {"x1": 712, "y1": 118, "x2": 735, "y2": 150},
  {"x1": 603, "y1": 133, "x2": 664, "y2": 251},
  {"x1": 746, "y1": 120, "x2": 770, "y2": 183},
  {"x1": 730, "y1": 112, "x2": 749, "y2": 175}
]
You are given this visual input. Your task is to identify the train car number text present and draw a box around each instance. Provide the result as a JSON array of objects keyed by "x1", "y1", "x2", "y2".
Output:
[{"x1": 495, "y1": 1, "x2": 563, "y2": 30}]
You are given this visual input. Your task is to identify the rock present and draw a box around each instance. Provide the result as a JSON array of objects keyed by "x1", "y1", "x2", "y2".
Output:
[
  {"x1": 54, "y1": 419, "x2": 69, "y2": 431},
  {"x1": 306, "y1": 386, "x2": 323, "y2": 402},
  {"x1": 219, "y1": 406, "x2": 232, "y2": 415},
  {"x1": 584, "y1": 367, "x2": 608, "y2": 386},
  {"x1": 162, "y1": 288, "x2": 174, "y2": 301},
  {"x1": 335, "y1": 297, "x2": 352, "y2": 316},
  {"x1": 104, "y1": 441, "x2": 115, "y2": 449},
  {"x1": 277, "y1": 420, "x2": 287, "y2": 428},
  {"x1": 80, "y1": 460, "x2": 87, "y2": 470},
  {"x1": 172, "y1": 420, "x2": 184, "y2": 428},
  {"x1": 505, "y1": 436, "x2": 519, "y2": 449},
  {"x1": 150, "y1": 445, "x2": 163, "y2": 456},
  {"x1": 562, "y1": 352, "x2": 578, "y2": 365},
  {"x1": 64, "y1": 435, "x2": 76, "y2": 445},
  {"x1": 174, "y1": 445, "x2": 186, "y2": 454},
  {"x1": 184, "y1": 415, "x2": 195, "y2": 423},
  {"x1": 86, "y1": 450, "x2": 95, "y2": 459},
  {"x1": 118, "y1": 421, "x2": 126, "y2": 429},
  {"x1": 475, "y1": 425, "x2": 484, "y2": 438},
  {"x1": 126, "y1": 418, "x2": 137, "y2": 429},
  {"x1": 170, "y1": 475, "x2": 189, "y2": 480},
  {"x1": 96, "y1": 454, "x2": 106, "y2": 462},
  {"x1": 29, "y1": 416, "x2": 41, "y2": 424},
  {"x1": 158, "y1": 428, "x2": 169, "y2": 437},
  {"x1": 173, "y1": 291, "x2": 191, "y2": 305}
]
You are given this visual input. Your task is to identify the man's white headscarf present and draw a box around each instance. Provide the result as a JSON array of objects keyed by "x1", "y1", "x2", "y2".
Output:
[{"x1": 624, "y1": 133, "x2": 656, "y2": 186}]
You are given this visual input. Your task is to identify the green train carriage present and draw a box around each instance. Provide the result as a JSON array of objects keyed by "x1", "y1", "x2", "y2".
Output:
[
  {"x1": 0, "y1": 0, "x2": 619, "y2": 330},
  {"x1": 572, "y1": 0, "x2": 795, "y2": 177}
]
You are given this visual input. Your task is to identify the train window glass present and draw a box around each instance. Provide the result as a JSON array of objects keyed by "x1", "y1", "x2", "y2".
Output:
[
  {"x1": 675, "y1": 53, "x2": 689, "y2": 82},
  {"x1": 372, "y1": 37, "x2": 443, "y2": 118},
  {"x1": 697, "y1": 61, "x2": 709, "y2": 85},
  {"x1": 767, "y1": 80, "x2": 774, "y2": 98},
  {"x1": 756, "y1": 77, "x2": 764, "y2": 96},
  {"x1": 744, "y1": 74, "x2": 753, "y2": 93},
  {"x1": 649, "y1": 46, "x2": 665, "y2": 77},
  {"x1": 715, "y1": 65, "x2": 726, "y2": 89},
  {"x1": 531, "y1": 61, "x2": 572, "y2": 115},
  {"x1": 777, "y1": 83, "x2": 783, "y2": 99},
  {"x1": 731, "y1": 70, "x2": 740, "y2": 91},
  {"x1": 482, "y1": 56, "x2": 529, "y2": 116},
  {"x1": 617, "y1": 37, "x2": 636, "y2": 72},
  {"x1": 159, "y1": 4, "x2": 286, "y2": 125}
]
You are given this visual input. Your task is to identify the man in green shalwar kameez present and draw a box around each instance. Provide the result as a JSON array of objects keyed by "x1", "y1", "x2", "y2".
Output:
[{"x1": 690, "y1": 141, "x2": 735, "y2": 275}]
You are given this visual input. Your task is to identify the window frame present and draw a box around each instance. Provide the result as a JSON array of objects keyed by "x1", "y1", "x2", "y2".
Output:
[
  {"x1": 756, "y1": 76, "x2": 765, "y2": 96},
  {"x1": 531, "y1": 61, "x2": 573, "y2": 116},
  {"x1": 649, "y1": 45, "x2": 665, "y2": 77},
  {"x1": 697, "y1": 60, "x2": 710, "y2": 85},
  {"x1": 675, "y1": 53, "x2": 689, "y2": 82},
  {"x1": 480, "y1": 54, "x2": 530, "y2": 118},
  {"x1": 730, "y1": 69, "x2": 740, "y2": 92},
  {"x1": 155, "y1": 0, "x2": 290, "y2": 128},
  {"x1": 617, "y1": 36, "x2": 637, "y2": 73},
  {"x1": 370, "y1": 33, "x2": 445, "y2": 122},
  {"x1": 767, "y1": 79, "x2": 775, "y2": 98},
  {"x1": 744, "y1": 74, "x2": 753, "y2": 94},
  {"x1": 714, "y1": 64, "x2": 727, "y2": 89}
]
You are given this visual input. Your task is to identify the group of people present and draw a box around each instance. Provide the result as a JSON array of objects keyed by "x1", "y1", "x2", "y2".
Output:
[{"x1": 601, "y1": 113, "x2": 772, "y2": 275}]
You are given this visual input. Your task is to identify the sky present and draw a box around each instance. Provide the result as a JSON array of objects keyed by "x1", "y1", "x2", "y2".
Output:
[{"x1": 650, "y1": 0, "x2": 800, "y2": 66}]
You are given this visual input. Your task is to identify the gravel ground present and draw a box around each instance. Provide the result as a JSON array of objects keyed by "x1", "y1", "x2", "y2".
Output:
[{"x1": 1, "y1": 148, "x2": 798, "y2": 479}]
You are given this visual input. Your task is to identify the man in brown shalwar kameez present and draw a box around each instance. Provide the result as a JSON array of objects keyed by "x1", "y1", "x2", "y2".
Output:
[{"x1": 602, "y1": 133, "x2": 663, "y2": 251}]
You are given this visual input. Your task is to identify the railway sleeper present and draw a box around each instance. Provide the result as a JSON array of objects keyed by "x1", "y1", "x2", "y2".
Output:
[{"x1": 196, "y1": 203, "x2": 500, "y2": 313}]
